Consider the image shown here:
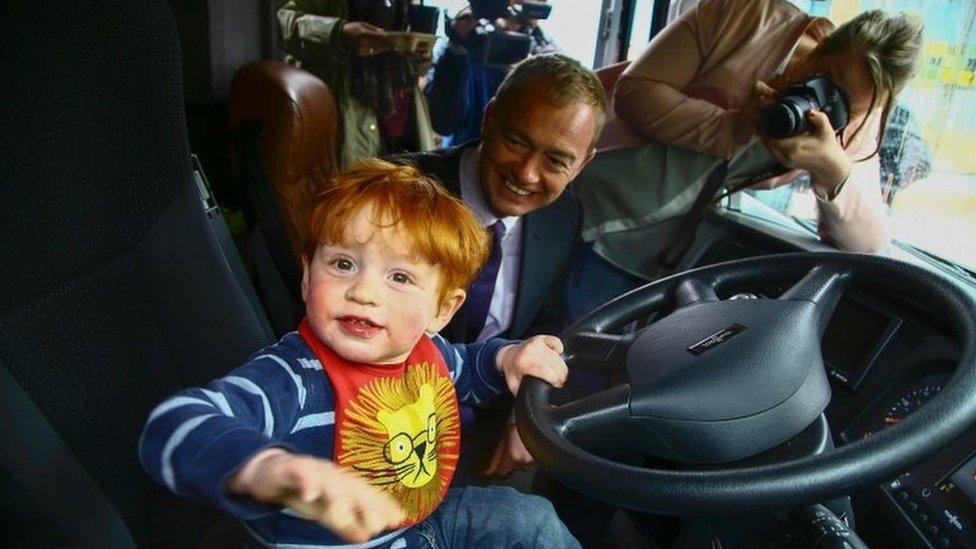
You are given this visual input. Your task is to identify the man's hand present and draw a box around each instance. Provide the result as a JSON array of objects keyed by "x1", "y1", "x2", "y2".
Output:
[
  {"x1": 228, "y1": 449, "x2": 406, "y2": 543},
  {"x1": 496, "y1": 335, "x2": 568, "y2": 396},
  {"x1": 485, "y1": 422, "x2": 534, "y2": 476},
  {"x1": 408, "y1": 49, "x2": 432, "y2": 64},
  {"x1": 762, "y1": 109, "x2": 852, "y2": 198},
  {"x1": 341, "y1": 21, "x2": 393, "y2": 57}
]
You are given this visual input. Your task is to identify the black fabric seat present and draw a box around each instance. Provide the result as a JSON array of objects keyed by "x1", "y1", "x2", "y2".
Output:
[{"x1": 0, "y1": 1, "x2": 274, "y2": 547}]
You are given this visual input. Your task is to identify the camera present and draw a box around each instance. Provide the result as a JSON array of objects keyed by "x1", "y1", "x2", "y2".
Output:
[
  {"x1": 449, "y1": 0, "x2": 553, "y2": 68},
  {"x1": 469, "y1": 0, "x2": 552, "y2": 20},
  {"x1": 761, "y1": 74, "x2": 850, "y2": 139}
]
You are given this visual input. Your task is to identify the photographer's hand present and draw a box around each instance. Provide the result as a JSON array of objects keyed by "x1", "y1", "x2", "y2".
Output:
[
  {"x1": 341, "y1": 21, "x2": 393, "y2": 57},
  {"x1": 733, "y1": 81, "x2": 777, "y2": 148},
  {"x1": 762, "y1": 109, "x2": 852, "y2": 198}
]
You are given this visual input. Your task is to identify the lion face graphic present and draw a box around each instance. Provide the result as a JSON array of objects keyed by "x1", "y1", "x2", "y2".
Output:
[
  {"x1": 339, "y1": 362, "x2": 459, "y2": 521},
  {"x1": 376, "y1": 383, "x2": 438, "y2": 488}
]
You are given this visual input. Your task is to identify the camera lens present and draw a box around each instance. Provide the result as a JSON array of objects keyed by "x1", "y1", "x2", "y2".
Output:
[{"x1": 762, "y1": 96, "x2": 815, "y2": 138}]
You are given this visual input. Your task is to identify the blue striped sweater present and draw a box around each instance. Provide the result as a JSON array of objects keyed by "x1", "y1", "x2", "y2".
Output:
[{"x1": 139, "y1": 331, "x2": 510, "y2": 548}]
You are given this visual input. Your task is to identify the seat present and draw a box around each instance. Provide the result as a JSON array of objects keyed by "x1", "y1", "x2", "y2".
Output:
[
  {"x1": 595, "y1": 60, "x2": 631, "y2": 94},
  {"x1": 593, "y1": 60, "x2": 654, "y2": 152},
  {"x1": 229, "y1": 61, "x2": 339, "y2": 335},
  {"x1": 0, "y1": 1, "x2": 274, "y2": 547}
]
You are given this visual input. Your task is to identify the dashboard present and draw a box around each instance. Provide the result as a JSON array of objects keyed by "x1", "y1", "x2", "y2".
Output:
[
  {"x1": 688, "y1": 212, "x2": 976, "y2": 548},
  {"x1": 827, "y1": 292, "x2": 973, "y2": 549}
]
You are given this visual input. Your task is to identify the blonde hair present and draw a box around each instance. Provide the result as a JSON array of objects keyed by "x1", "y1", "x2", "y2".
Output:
[
  {"x1": 306, "y1": 159, "x2": 490, "y2": 299},
  {"x1": 812, "y1": 10, "x2": 924, "y2": 154},
  {"x1": 492, "y1": 53, "x2": 607, "y2": 145}
]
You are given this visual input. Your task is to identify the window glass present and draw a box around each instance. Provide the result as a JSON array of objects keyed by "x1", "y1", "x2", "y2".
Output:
[
  {"x1": 778, "y1": 0, "x2": 976, "y2": 271},
  {"x1": 627, "y1": 0, "x2": 655, "y2": 61},
  {"x1": 543, "y1": 0, "x2": 603, "y2": 66}
]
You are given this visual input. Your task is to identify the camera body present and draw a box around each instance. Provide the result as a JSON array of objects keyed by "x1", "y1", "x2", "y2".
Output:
[
  {"x1": 761, "y1": 74, "x2": 850, "y2": 139},
  {"x1": 452, "y1": 0, "x2": 553, "y2": 68}
]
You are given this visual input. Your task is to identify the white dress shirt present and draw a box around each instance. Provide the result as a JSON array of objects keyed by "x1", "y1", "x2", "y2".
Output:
[{"x1": 459, "y1": 146, "x2": 524, "y2": 341}]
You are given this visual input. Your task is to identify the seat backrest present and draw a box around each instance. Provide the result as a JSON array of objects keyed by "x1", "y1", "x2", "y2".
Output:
[
  {"x1": 594, "y1": 60, "x2": 653, "y2": 151},
  {"x1": 227, "y1": 61, "x2": 338, "y2": 335},
  {"x1": 0, "y1": 1, "x2": 273, "y2": 547},
  {"x1": 229, "y1": 60, "x2": 338, "y2": 263}
]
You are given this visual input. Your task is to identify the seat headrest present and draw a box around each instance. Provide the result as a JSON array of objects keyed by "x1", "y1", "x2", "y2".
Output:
[{"x1": 229, "y1": 61, "x2": 338, "y2": 190}]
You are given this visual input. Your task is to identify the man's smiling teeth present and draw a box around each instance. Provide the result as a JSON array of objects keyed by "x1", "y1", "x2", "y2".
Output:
[{"x1": 504, "y1": 179, "x2": 531, "y2": 196}]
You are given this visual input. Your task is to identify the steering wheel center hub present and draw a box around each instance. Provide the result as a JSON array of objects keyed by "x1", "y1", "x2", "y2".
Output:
[{"x1": 627, "y1": 299, "x2": 831, "y2": 462}]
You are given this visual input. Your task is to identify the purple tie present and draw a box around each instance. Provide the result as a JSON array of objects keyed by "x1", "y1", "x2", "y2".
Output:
[{"x1": 466, "y1": 220, "x2": 506, "y2": 341}]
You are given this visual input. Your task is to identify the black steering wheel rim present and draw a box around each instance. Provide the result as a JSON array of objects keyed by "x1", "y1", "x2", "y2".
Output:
[{"x1": 515, "y1": 252, "x2": 976, "y2": 516}]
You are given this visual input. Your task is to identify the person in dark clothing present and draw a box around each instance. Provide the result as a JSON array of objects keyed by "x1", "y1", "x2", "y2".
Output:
[
  {"x1": 394, "y1": 53, "x2": 605, "y2": 479},
  {"x1": 424, "y1": 2, "x2": 559, "y2": 147}
]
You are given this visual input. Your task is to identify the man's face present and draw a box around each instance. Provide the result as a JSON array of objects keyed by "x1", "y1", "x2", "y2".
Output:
[
  {"x1": 479, "y1": 77, "x2": 597, "y2": 218},
  {"x1": 302, "y1": 206, "x2": 462, "y2": 365}
]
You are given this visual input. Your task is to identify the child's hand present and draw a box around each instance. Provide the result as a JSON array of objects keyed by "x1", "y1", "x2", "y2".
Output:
[
  {"x1": 228, "y1": 448, "x2": 406, "y2": 543},
  {"x1": 496, "y1": 335, "x2": 568, "y2": 396}
]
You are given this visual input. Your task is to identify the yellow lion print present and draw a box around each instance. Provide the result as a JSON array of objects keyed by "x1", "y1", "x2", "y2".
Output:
[
  {"x1": 376, "y1": 383, "x2": 437, "y2": 488},
  {"x1": 340, "y1": 362, "x2": 459, "y2": 520}
]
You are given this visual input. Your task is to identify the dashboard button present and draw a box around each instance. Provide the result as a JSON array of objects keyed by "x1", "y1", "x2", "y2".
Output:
[
  {"x1": 928, "y1": 524, "x2": 939, "y2": 535},
  {"x1": 918, "y1": 513, "x2": 928, "y2": 523},
  {"x1": 908, "y1": 502, "x2": 919, "y2": 511},
  {"x1": 939, "y1": 538, "x2": 950, "y2": 547},
  {"x1": 898, "y1": 491, "x2": 909, "y2": 500}
]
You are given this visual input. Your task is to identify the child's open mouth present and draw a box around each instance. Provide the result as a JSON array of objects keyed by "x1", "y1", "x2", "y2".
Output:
[{"x1": 338, "y1": 316, "x2": 381, "y2": 338}]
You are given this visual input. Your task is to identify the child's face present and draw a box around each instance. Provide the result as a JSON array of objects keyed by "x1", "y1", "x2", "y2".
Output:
[{"x1": 302, "y1": 207, "x2": 465, "y2": 365}]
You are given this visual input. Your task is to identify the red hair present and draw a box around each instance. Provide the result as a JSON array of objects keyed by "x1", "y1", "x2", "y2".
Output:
[{"x1": 306, "y1": 159, "x2": 489, "y2": 299}]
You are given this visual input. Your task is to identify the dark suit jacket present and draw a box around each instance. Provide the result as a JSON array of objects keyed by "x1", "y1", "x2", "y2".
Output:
[{"x1": 391, "y1": 143, "x2": 582, "y2": 343}]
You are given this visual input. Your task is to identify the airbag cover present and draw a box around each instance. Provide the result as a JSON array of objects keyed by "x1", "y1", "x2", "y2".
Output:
[{"x1": 628, "y1": 299, "x2": 825, "y2": 421}]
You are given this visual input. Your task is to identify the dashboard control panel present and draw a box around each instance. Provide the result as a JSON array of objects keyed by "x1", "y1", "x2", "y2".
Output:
[
  {"x1": 840, "y1": 372, "x2": 975, "y2": 548},
  {"x1": 883, "y1": 450, "x2": 976, "y2": 548}
]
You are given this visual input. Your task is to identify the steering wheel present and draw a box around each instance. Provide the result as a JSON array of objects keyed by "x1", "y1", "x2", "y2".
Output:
[{"x1": 515, "y1": 252, "x2": 976, "y2": 516}]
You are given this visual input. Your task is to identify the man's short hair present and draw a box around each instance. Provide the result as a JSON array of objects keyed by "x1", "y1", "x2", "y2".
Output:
[
  {"x1": 306, "y1": 159, "x2": 490, "y2": 299},
  {"x1": 492, "y1": 53, "x2": 607, "y2": 143}
]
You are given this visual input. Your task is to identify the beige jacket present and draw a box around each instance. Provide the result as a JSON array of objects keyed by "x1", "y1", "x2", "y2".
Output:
[{"x1": 606, "y1": 0, "x2": 890, "y2": 253}]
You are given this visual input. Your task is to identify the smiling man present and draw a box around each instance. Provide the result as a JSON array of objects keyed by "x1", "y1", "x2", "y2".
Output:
[{"x1": 391, "y1": 53, "x2": 605, "y2": 478}]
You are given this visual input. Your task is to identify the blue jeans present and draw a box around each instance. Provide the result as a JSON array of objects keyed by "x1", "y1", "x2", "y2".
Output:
[{"x1": 415, "y1": 486, "x2": 580, "y2": 548}]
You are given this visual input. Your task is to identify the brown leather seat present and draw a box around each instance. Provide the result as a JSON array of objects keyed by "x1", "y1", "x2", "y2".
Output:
[{"x1": 229, "y1": 60, "x2": 338, "y2": 261}]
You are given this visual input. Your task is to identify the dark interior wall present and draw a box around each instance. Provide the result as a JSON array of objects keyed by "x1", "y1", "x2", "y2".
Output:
[{"x1": 165, "y1": 0, "x2": 277, "y2": 207}]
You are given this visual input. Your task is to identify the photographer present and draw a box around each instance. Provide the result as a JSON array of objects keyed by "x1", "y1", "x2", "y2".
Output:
[
  {"x1": 566, "y1": 0, "x2": 924, "y2": 314},
  {"x1": 278, "y1": 0, "x2": 437, "y2": 167},
  {"x1": 425, "y1": 0, "x2": 558, "y2": 147}
]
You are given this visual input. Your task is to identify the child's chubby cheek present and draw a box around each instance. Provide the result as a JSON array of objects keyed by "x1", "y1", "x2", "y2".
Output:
[{"x1": 387, "y1": 308, "x2": 434, "y2": 346}]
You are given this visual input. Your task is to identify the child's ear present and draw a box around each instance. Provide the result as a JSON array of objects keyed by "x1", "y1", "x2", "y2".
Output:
[
  {"x1": 426, "y1": 288, "x2": 466, "y2": 333},
  {"x1": 300, "y1": 256, "x2": 311, "y2": 302}
]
